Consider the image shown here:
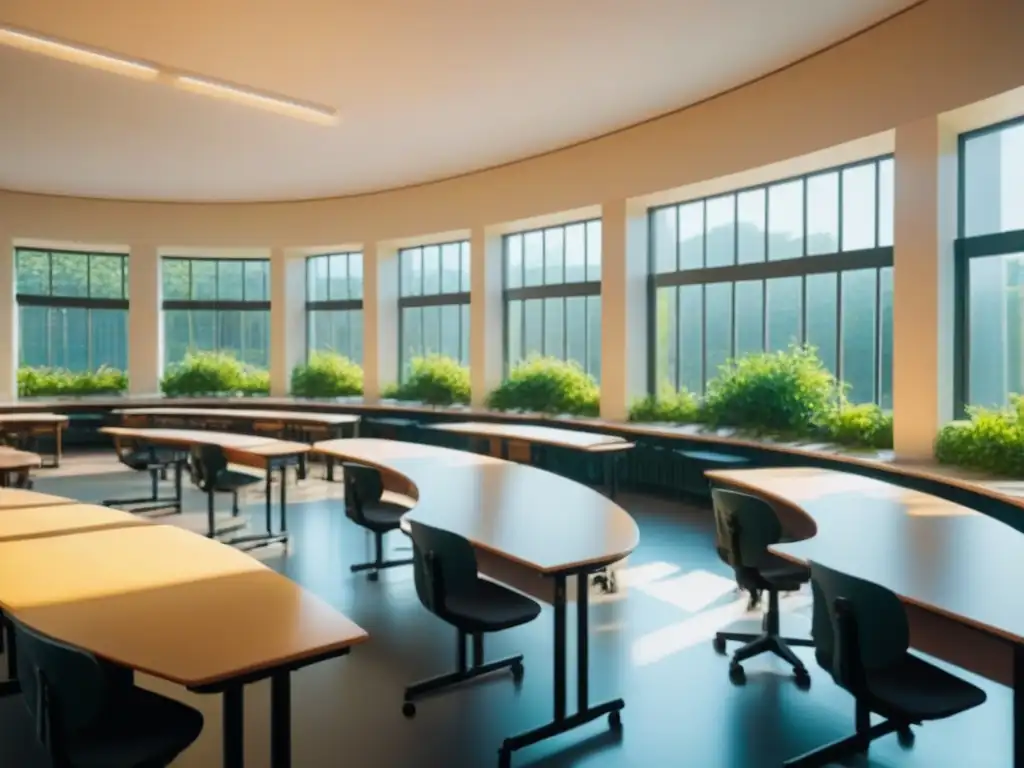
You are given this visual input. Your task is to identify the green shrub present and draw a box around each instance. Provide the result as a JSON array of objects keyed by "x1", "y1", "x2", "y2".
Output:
[
  {"x1": 387, "y1": 355, "x2": 470, "y2": 406},
  {"x1": 935, "y1": 398, "x2": 1024, "y2": 476},
  {"x1": 18, "y1": 366, "x2": 128, "y2": 397},
  {"x1": 487, "y1": 356, "x2": 600, "y2": 416},
  {"x1": 291, "y1": 352, "x2": 363, "y2": 397},
  {"x1": 816, "y1": 403, "x2": 893, "y2": 449},
  {"x1": 702, "y1": 345, "x2": 843, "y2": 434},
  {"x1": 628, "y1": 388, "x2": 701, "y2": 423},
  {"x1": 160, "y1": 351, "x2": 269, "y2": 397}
]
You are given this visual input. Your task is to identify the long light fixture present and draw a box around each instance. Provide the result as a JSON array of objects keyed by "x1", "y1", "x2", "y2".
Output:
[{"x1": 0, "y1": 25, "x2": 338, "y2": 126}]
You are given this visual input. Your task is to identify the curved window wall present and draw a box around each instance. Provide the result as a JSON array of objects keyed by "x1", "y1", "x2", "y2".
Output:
[
  {"x1": 650, "y1": 155, "x2": 895, "y2": 406},
  {"x1": 306, "y1": 252, "x2": 364, "y2": 364}
]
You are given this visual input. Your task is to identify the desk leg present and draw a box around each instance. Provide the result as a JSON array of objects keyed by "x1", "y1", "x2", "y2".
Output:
[
  {"x1": 54, "y1": 425, "x2": 62, "y2": 469},
  {"x1": 500, "y1": 438, "x2": 509, "y2": 460},
  {"x1": 499, "y1": 572, "x2": 623, "y2": 766},
  {"x1": 223, "y1": 686, "x2": 244, "y2": 768},
  {"x1": 279, "y1": 464, "x2": 288, "y2": 534},
  {"x1": 174, "y1": 459, "x2": 183, "y2": 514},
  {"x1": 206, "y1": 490, "x2": 216, "y2": 538},
  {"x1": 264, "y1": 468, "x2": 273, "y2": 530},
  {"x1": 271, "y1": 672, "x2": 292, "y2": 768},
  {"x1": 1015, "y1": 644, "x2": 1023, "y2": 768}
]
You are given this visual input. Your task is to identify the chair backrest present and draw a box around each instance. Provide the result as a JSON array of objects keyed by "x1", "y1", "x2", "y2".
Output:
[
  {"x1": 10, "y1": 616, "x2": 133, "y2": 748},
  {"x1": 710, "y1": 487, "x2": 784, "y2": 572},
  {"x1": 342, "y1": 462, "x2": 384, "y2": 525},
  {"x1": 809, "y1": 560, "x2": 909, "y2": 692},
  {"x1": 189, "y1": 443, "x2": 228, "y2": 492},
  {"x1": 406, "y1": 520, "x2": 479, "y2": 619}
]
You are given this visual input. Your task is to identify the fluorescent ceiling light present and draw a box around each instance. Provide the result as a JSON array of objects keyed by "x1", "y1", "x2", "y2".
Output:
[
  {"x1": 174, "y1": 76, "x2": 339, "y2": 126},
  {"x1": 0, "y1": 27, "x2": 158, "y2": 80}
]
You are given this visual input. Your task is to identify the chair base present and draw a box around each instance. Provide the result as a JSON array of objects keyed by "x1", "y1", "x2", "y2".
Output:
[
  {"x1": 351, "y1": 557, "x2": 414, "y2": 581},
  {"x1": 403, "y1": 654, "x2": 524, "y2": 717},
  {"x1": 713, "y1": 630, "x2": 814, "y2": 686},
  {"x1": 784, "y1": 703, "x2": 914, "y2": 767}
]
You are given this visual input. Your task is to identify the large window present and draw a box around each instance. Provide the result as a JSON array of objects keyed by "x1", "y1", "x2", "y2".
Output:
[
  {"x1": 398, "y1": 241, "x2": 470, "y2": 378},
  {"x1": 957, "y1": 116, "x2": 1024, "y2": 410},
  {"x1": 650, "y1": 155, "x2": 895, "y2": 406},
  {"x1": 162, "y1": 257, "x2": 270, "y2": 369},
  {"x1": 16, "y1": 248, "x2": 129, "y2": 372},
  {"x1": 503, "y1": 220, "x2": 602, "y2": 380},
  {"x1": 306, "y1": 252, "x2": 363, "y2": 363}
]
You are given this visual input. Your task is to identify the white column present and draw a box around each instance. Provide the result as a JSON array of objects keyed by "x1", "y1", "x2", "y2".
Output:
[
  {"x1": 470, "y1": 226, "x2": 504, "y2": 406},
  {"x1": 363, "y1": 239, "x2": 399, "y2": 401},
  {"x1": 0, "y1": 229, "x2": 16, "y2": 402},
  {"x1": 127, "y1": 244, "x2": 162, "y2": 396},
  {"x1": 269, "y1": 248, "x2": 307, "y2": 396},
  {"x1": 600, "y1": 199, "x2": 649, "y2": 421},
  {"x1": 892, "y1": 117, "x2": 958, "y2": 459}
]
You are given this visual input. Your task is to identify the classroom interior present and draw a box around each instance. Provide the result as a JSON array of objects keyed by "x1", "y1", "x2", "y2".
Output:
[{"x1": 0, "y1": 1, "x2": 1023, "y2": 766}]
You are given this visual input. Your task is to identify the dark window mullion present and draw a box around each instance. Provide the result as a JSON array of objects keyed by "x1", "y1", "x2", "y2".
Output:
[{"x1": 874, "y1": 267, "x2": 882, "y2": 405}]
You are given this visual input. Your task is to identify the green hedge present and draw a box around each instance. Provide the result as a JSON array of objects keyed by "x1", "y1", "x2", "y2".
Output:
[
  {"x1": 161, "y1": 352, "x2": 269, "y2": 397},
  {"x1": 18, "y1": 366, "x2": 128, "y2": 397},
  {"x1": 935, "y1": 399, "x2": 1024, "y2": 476},
  {"x1": 291, "y1": 352, "x2": 363, "y2": 397},
  {"x1": 487, "y1": 356, "x2": 599, "y2": 416},
  {"x1": 385, "y1": 355, "x2": 470, "y2": 406}
]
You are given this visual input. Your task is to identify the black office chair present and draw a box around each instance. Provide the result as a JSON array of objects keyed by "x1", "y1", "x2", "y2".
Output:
[
  {"x1": 103, "y1": 441, "x2": 183, "y2": 514},
  {"x1": 784, "y1": 561, "x2": 987, "y2": 767},
  {"x1": 189, "y1": 443, "x2": 263, "y2": 519},
  {"x1": 9, "y1": 615, "x2": 204, "y2": 767},
  {"x1": 343, "y1": 462, "x2": 414, "y2": 581},
  {"x1": 401, "y1": 520, "x2": 540, "y2": 717},
  {"x1": 710, "y1": 487, "x2": 814, "y2": 686}
]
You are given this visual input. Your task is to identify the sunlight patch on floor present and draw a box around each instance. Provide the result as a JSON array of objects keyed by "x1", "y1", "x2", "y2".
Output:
[{"x1": 635, "y1": 569, "x2": 738, "y2": 613}]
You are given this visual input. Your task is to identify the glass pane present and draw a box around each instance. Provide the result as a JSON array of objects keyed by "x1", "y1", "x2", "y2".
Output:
[
  {"x1": 586, "y1": 220, "x2": 602, "y2": 282},
  {"x1": 47, "y1": 308, "x2": 65, "y2": 368},
  {"x1": 766, "y1": 276, "x2": 803, "y2": 351},
  {"x1": 678, "y1": 202, "x2": 704, "y2": 270},
  {"x1": 768, "y1": 180, "x2": 803, "y2": 261},
  {"x1": 840, "y1": 268, "x2": 878, "y2": 403},
  {"x1": 89, "y1": 255, "x2": 124, "y2": 299},
  {"x1": 878, "y1": 266, "x2": 893, "y2": 410},
  {"x1": 402, "y1": 307, "x2": 422, "y2": 376},
  {"x1": 523, "y1": 232, "x2": 543, "y2": 287},
  {"x1": 737, "y1": 190, "x2": 766, "y2": 264},
  {"x1": 565, "y1": 223, "x2": 586, "y2": 283},
  {"x1": 705, "y1": 194, "x2": 735, "y2": 268},
  {"x1": 566, "y1": 296, "x2": 588, "y2": 378},
  {"x1": 217, "y1": 310, "x2": 243, "y2": 357},
  {"x1": 191, "y1": 260, "x2": 217, "y2": 300},
  {"x1": 460, "y1": 243, "x2": 471, "y2": 293},
  {"x1": 18, "y1": 306, "x2": 49, "y2": 367},
  {"x1": 654, "y1": 287, "x2": 678, "y2": 392},
  {"x1": 333, "y1": 311, "x2": 351, "y2": 359},
  {"x1": 245, "y1": 262, "x2": 269, "y2": 302},
  {"x1": 878, "y1": 159, "x2": 894, "y2": 248},
  {"x1": 307, "y1": 256, "x2": 328, "y2": 302},
  {"x1": 51, "y1": 252, "x2": 88, "y2": 297},
  {"x1": 191, "y1": 309, "x2": 217, "y2": 352},
  {"x1": 329, "y1": 253, "x2": 349, "y2": 300},
  {"x1": 440, "y1": 304, "x2": 461, "y2": 359},
  {"x1": 402, "y1": 248, "x2": 422, "y2": 297},
  {"x1": 842, "y1": 163, "x2": 877, "y2": 251},
  {"x1": 163, "y1": 309, "x2": 191, "y2": 367},
  {"x1": 544, "y1": 297, "x2": 564, "y2": 359},
  {"x1": 806, "y1": 171, "x2": 839, "y2": 256},
  {"x1": 586, "y1": 295, "x2": 602, "y2": 381},
  {"x1": 505, "y1": 235, "x2": 523, "y2": 290},
  {"x1": 523, "y1": 299, "x2": 543, "y2": 358},
  {"x1": 734, "y1": 280, "x2": 763, "y2": 357},
  {"x1": 441, "y1": 243, "x2": 462, "y2": 294},
  {"x1": 348, "y1": 254, "x2": 364, "y2": 300},
  {"x1": 678, "y1": 285, "x2": 703, "y2": 393},
  {"x1": 217, "y1": 261, "x2": 244, "y2": 301},
  {"x1": 968, "y1": 252, "x2": 1024, "y2": 408},
  {"x1": 243, "y1": 311, "x2": 269, "y2": 368},
  {"x1": 422, "y1": 246, "x2": 441, "y2": 295},
  {"x1": 91, "y1": 308, "x2": 128, "y2": 370},
  {"x1": 805, "y1": 273, "x2": 838, "y2": 375},
  {"x1": 350, "y1": 310, "x2": 364, "y2": 364},
  {"x1": 53, "y1": 307, "x2": 89, "y2": 370},
  {"x1": 544, "y1": 227, "x2": 565, "y2": 285},
  {"x1": 507, "y1": 300, "x2": 523, "y2": 368},
  {"x1": 705, "y1": 283, "x2": 733, "y2": 385},
  {"x1": 16, "y1": 250, "x2": 49, "y2": 295},
  {"x1": 964, "y1": 121, "x2": 1024, "y2": 237},
  {"x1": 422, "y1": 305, "x2": 441, "y2": 355},
  {"x1": 651, "y1": 208, "x2": 677, "y2": 274},
  {"x1": 459, "y1": 304, "x2": 469, "y2": 366}
]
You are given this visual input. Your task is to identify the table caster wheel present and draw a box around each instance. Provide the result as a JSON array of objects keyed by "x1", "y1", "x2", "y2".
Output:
[
  {"x1": 609, "y1": 710, "x2": 622, "y2": 731},
  {"x1": 402, "y1": 701, "x2": 416, "y2": 718},
  {"x1": 728, "y1": 663, "x2": 746, "y2": 685},
  {"x1": 712, "y1": 635, "x2": 727, "y2": 655},
  {"x1": 368, "y1": 571, "x2": 379, "y2": 582},
  {"x1": 511, "y1": 660, "x2": 524, "y2": 683},
  {"x1": 793, "y1": 668, "x2": 811, "y2": 690}
]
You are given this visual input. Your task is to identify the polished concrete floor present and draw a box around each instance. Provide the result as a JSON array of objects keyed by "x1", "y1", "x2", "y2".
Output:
[{"x1": 0, "y1": 453, "x2": 1012, "y2": 767}]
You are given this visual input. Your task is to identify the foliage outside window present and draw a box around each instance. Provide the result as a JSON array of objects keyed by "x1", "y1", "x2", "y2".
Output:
[
  {"x1": 504, "y1": 220, "x2": 602, "y2": 381},
  {"x1": 306, "y1": 252, "x2": 364, "y2": 365}
]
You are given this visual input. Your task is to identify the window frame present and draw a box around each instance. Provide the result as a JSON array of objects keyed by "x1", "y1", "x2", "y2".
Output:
[
  {"x1": 647, "y1": 155, "x2": 895, "y2": 404},
  {"x1": 953, "y1": 114, "x2": 1024, "y2": 415},
  {"x1": 397, "y1": 240, "x2": 470, "y2": 379},
  {"x1": 304, "y1": 252, "x2": 364, "y2": 362}
]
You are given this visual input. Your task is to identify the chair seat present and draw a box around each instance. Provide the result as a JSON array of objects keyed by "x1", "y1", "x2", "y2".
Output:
[
  {"x1": 123, "y1": 448, "x2": 177, "y2": 472},
  {"x1": 66, "y1": 686, "x2": 203, "y2": 768},
  {"x1": 866, "y1": 652, "x2": 987, "y2": 721},
  {"x1": 445, "y1": 578, "x2": 542, "y2": 633},
  {"x1": 212, "y1": 469, "x2": 263, "y2": 493},
  {"x1": 360, "y1": 502, "x2": 410, "y2": 532},
  {"x1": 757, "y1": 556, "x2": 810, "y2": 591}
]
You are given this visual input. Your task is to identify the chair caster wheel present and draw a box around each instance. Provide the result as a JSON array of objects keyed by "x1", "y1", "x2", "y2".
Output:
[
  {"x1": 608, "y1": 710, "x2": 622, "y2": 731},
  {"x1": 793, "y1": 669, "x2": 811, "y2": 690},
  {"x1": 367, "y1": 571, "x2": 379, "y2": 582},
  {"x1": 712, "y1": 636, "x2": 727, "y2": 655},
  {"x1": 728, "y1": 663, "x2": 746, "y2": 685},
  {"x1": 511, "y1": 660, "x2": 524, "y2": 683},
  {"x1": 897, "y1": 726, "x2": 914, "y2": 748},
  {"x1": 402, "y1": 701, "x2": 416, "y2": 718}
]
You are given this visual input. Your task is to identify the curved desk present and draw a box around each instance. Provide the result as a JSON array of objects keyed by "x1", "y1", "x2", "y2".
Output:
[
  {"x1": 313, "y1": 437, "x2": 638, "y2": 765},
  {"x1": 706, "y1": 466, "x2": 1024, "y2": 765},
  {"x1": 0, "y1": 412, "x2": 67, "y2": 467},
  {"x1": 0, "y1": 448, "x2": 41, "y2": 486},
  {"x1": 101, "y1": 427, "x2": 311, "y2": 549}
]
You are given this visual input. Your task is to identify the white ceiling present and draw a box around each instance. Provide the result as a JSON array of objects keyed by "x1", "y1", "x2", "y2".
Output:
[{"x1": 0, "y1": 0, "x2": 919, "y2": 203}]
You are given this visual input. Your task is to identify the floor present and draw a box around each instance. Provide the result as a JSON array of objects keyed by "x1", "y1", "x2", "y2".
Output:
[{"x1": 0, "y1": 453, "x2": 1012, "y2": 767}]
